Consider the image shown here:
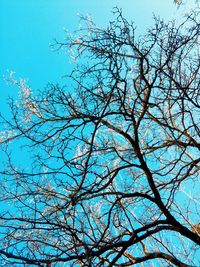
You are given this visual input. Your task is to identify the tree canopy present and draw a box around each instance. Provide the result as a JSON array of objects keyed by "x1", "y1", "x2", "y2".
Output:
[{"x1": 0, "y1": 8, "x2": 199, "y2": 267}]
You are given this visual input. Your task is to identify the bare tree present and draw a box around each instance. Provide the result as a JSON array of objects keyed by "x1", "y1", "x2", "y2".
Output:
[{"x1": 0, "y1": 8, "x2": 199, "y2": 267}]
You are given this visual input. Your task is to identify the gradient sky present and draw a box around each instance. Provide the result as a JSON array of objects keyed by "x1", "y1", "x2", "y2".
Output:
[
  {"x1": 0, "y1": 1, "x2": 198, "y2": 265},
  {"x1": 0, "y1": 0, "x2": 196, "y2": 169},
  {"x1": 0, "y1": 0, "x2": 195, "y2": 110}
]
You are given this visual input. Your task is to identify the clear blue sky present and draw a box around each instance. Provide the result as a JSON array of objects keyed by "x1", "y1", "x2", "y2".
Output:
[
  {"x1": 0, "y1": 0, "x2": 194, "y2": 110},
  {"x1": 0, "y1": 1, "x2": 198, "y2": 264},
  {"x1": 0, "y1": 0, "x2": 196, "y2": 170}
]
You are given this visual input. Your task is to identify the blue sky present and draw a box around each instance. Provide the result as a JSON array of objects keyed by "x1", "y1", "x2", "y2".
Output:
[
  {"x1": 0, "y1": 1, "x2": 198, "y2": 265},
  {"x1": 0, "y1": 0, "x2": 196, "y2": 165},
  {"x1": 0, "y1": 0, "x2": 194, "y2": 111}
]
